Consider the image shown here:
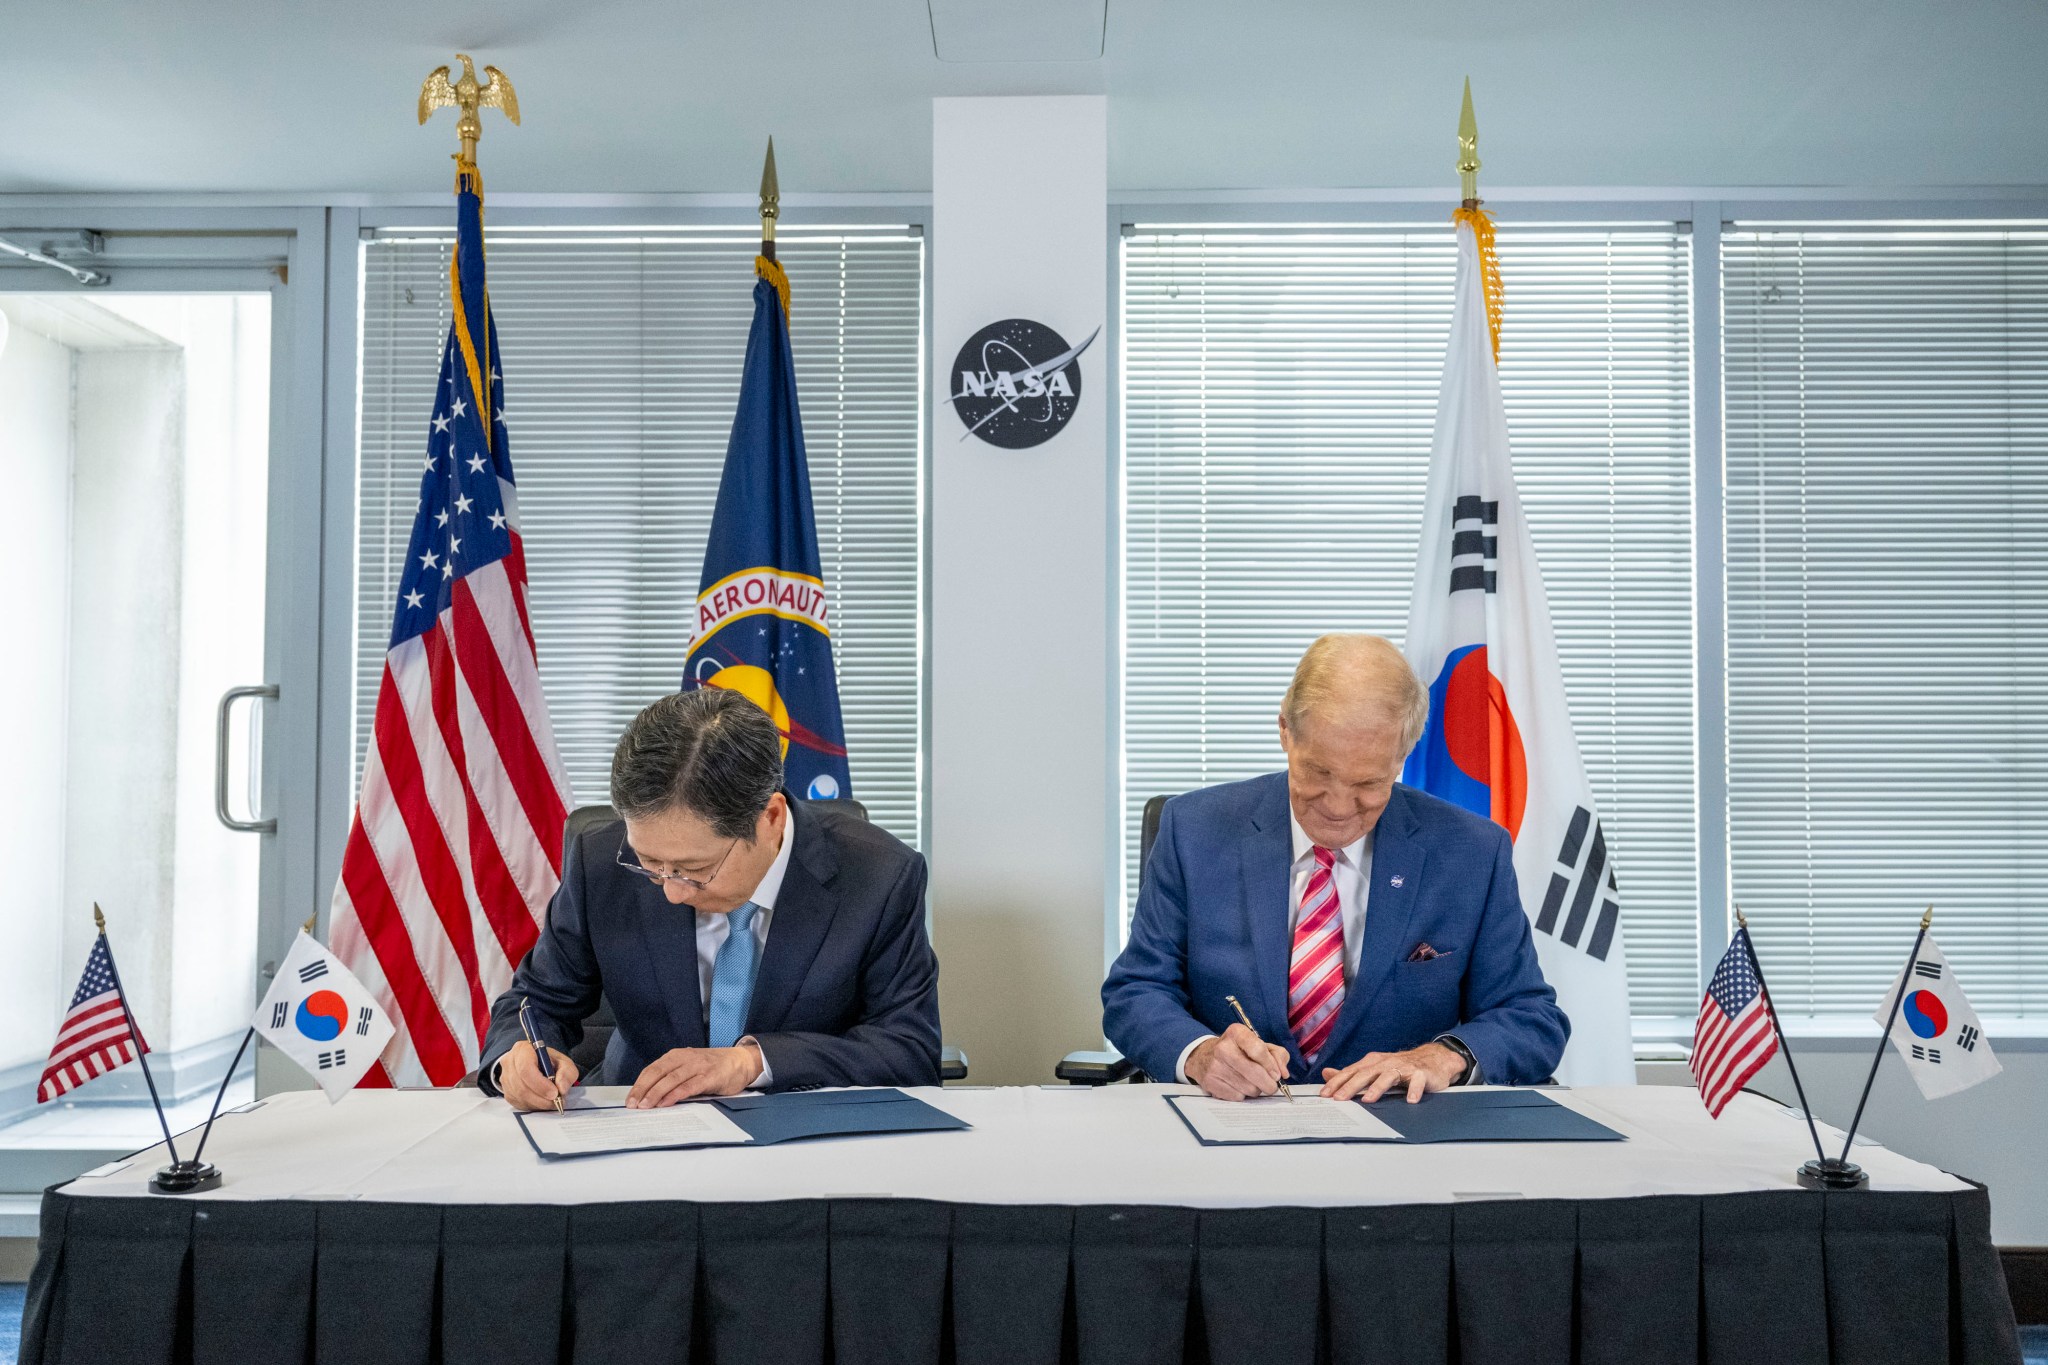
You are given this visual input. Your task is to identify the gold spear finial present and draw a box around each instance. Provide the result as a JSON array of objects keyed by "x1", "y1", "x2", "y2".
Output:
[
  {"x1": 760, "y1": 136, "x2": 781, "y2": 261},
  {"x1": 1734, "y1": 904, "x2": 1748, "y2": 928},
  {"x1": 419, "y1": 54, "x2": 521, "y2": 166},
  {"x1": 1457, "y1": 77, "x2": 1480, "y2": 208},
  {"x1": 303, "y1": 913, "x2": 319, "y2": 935},
  {"x1": 93, "y1": 903, "x2": 105, "y2": 933},
  {"x1": 1921, "y1": 905, "x2": 1934, "y2": 930}
]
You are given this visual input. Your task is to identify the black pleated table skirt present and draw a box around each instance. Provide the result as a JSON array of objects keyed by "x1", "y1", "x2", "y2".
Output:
[{"x1": 20, "y1": 1182, "x2": 2022, "y2": 1365}]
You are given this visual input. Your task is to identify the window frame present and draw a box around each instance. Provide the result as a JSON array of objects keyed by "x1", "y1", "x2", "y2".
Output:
[{"x1": 1104, "y1": 192, "x2": 2048, "y2": 1043}]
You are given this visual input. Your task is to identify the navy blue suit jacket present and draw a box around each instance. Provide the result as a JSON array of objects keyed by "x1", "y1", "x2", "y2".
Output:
[
  {"x1": 478, "y1": 797, "x2": 941, "y2": 1093},
  {"x1": 1102, "y1": 774, "x2": 1568, "y2": 1086}
]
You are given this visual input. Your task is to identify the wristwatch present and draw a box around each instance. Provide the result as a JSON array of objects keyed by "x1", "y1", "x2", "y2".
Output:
[{"x1": 1434, "y1": 1034, "x2": 1480, "y2": 1086}]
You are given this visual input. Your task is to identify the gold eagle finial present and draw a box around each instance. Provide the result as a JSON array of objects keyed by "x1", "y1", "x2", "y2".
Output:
[{"x1": 419, "y1": 54, "x2": 520, "y2": 164}]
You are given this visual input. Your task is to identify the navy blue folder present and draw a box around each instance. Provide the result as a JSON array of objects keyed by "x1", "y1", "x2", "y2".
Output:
[
  {"x1": 517, "y1": 1087, "x2": 969, "y2": 1159},
  {"x1": 1362, "y1": 1088, "x2": 1625, "y2": 1143}
]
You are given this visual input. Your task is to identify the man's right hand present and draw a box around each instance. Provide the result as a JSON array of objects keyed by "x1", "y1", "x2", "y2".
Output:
[
  {"x1": 496, "y1": 1039, "x2": 580, "y2": 1111},
  {"x1": 1185, "y1": 1023, "x2": 1290, "y2": 1101}
]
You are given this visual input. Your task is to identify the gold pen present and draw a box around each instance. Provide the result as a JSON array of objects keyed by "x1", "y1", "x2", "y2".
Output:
[{"x1": 1224, "y1": 994, "x2": 1293, "y2": 1101}]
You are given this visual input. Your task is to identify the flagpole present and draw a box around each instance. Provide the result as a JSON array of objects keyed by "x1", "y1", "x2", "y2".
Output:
[
  {"x1": 760, "y1": 136, "x2": 779, "y2": 265},
  {"x1": 1732, "y1": 909, "x2": 1830, "y2": 1171},
  {"x1": 92, "y1": 906, "x2": 179, "y2": 1167},
  {"x1": 1837, "y1": 906, "x2": 1933, "y2": 1166},
  {"x1": 186, "y1": 1028, "x2": 254, "y2": 1168}
]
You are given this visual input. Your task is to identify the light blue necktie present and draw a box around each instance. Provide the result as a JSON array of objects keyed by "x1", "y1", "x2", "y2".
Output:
[{"x1": 707, "y1": 901, "x2": 763, "y2": 1049}]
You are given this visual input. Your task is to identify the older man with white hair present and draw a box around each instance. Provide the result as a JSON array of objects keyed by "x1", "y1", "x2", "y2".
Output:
[{"x1": 1103, "y1": 633, "x2": 1568, "y2": 1101}]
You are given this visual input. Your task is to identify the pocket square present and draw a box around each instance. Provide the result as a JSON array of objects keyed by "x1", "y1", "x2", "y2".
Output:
[{"x1": 1407, "y1": 942, "x2": 1453, "y2": 963}]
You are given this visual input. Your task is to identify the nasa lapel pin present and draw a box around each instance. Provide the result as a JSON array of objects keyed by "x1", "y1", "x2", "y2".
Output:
[{"x1": 1390, "y1": 874, "x2": 1405, "y2": 888}]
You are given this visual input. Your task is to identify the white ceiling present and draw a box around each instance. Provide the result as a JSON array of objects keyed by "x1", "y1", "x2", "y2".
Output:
[{"x1": 2, "y1": 0, "x2": 2043, "y2": 197}]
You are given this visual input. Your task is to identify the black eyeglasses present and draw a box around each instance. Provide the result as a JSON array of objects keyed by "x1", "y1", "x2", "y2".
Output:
[{"x1": 615, "y1": 832, "x2": 739, "y2": 892}]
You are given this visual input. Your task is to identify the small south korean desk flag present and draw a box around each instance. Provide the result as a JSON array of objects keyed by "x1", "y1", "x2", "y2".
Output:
[
  {"x1": 254, "y1": 930, "x2": 395, "y2": 1102},
  {"x1": 1873, "y1": 937, "x2": 2000, "y2": 1101}
]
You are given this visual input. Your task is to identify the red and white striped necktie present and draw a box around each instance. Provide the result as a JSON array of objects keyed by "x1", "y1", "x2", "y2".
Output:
[{"x1": 1288, "y1": 846, "x2": 1346, "y2": 1063}]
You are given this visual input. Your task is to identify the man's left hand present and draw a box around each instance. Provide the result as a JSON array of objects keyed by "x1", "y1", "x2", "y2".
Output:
[
  {"x1": 626, "y1": 1044, "x2": 765, "y2": 1108},
  {"x1": 1319, "y1": 1042, "x2": 1466, "y2": 1103}
]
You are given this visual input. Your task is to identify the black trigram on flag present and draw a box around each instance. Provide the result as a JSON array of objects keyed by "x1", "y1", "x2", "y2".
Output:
[
  {"x1": 298, "y1": 959, "x2": 330, "y2": 984},
  {"x1": 270, "y1": 1002, "x2": 288, "y2": 1029},
  {"x1": 1448, "y1": 495, "x2": 1500, "y2": 595},
  {"x1": 1912, "y1": 1044, "x2": 1943, "y2": 1065},
  {"x1": 356, "y1": 1006, "x2": 375, "y2": 1037},
  {"x1": 1956, "y1": 1025, "x2": 1980, "y2": 1052},
  {"x1": 1913, "y1": 961, "x2": 1943, "y2": 980},
  {"x1": 317, "y1": 1049, "x2": 347, "y2": 1070},
  {"x1": 1534, "y1": 805, "x2": 1620, "y2": 961}
]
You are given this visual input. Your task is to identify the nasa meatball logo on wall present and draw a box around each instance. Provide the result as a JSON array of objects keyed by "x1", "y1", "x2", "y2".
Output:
[{"x1": 947, "y1": 317, "x2": 1099, "y2": 449}]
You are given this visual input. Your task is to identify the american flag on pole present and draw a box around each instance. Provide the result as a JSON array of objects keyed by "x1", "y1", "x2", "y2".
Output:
[
  {"x1": 1691, "y1": 927, "x2": 1780, "y2": 1117},
  {"x1": 328, "y1": 159, "x2": 572, "y2": 1088},
  {"x1": 38, "y1": 935, "x2": 149, "y2": 1103}
]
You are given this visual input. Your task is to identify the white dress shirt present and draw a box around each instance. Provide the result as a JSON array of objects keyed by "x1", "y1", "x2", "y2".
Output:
[
  {"x1": 1174, "y1": 814, "x2": 1374, "y2": 1082},
  {"x1": 696, "y1": 803, "x2": 796, "y2": 1087}
]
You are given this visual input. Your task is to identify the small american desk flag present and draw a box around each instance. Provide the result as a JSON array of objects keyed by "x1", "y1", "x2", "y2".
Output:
[
  {"x1": 38, "y1": 936, "x2": 149, "y2": 1103},
  {"x1": 1692, "y1": 928, "x2": 1779, "y2": 1117}
]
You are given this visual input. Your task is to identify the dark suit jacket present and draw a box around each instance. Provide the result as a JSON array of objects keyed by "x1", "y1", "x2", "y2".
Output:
[
  {"x1": 1102, "y1": 773, "x2": 1568, "y2": 1086},
  {"x1": 478, "y1": 796, "x2": 941, "y2": 1093}
]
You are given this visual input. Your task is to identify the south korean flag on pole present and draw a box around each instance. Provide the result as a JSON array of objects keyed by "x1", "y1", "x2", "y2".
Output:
[
  {"x1": 1873, "y1": 937, "x2": 2001, "y2": 1101},
  {"x1": 254, "y1": 930, "x2": 395, "y2": 1103},
  {"x1": 1400, "y1": 209, "x2": 1635, "y2": 1085}
]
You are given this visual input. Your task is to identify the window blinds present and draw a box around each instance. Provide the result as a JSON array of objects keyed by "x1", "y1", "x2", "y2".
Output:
[
  {"x1": 1723, "y1": 225, "x2": 2048, "y2": 1021},
  {"x1": 357, "y1": 230, "x2": 925, "y2": 847},
  {"x1": 1121, "y1": 225, "x2": 1698, "y2": 1017}
]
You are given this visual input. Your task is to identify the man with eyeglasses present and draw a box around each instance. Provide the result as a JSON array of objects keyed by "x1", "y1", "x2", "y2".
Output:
[{"x1": 478, "y1": 688, "x2": 942, "y2": 1110}]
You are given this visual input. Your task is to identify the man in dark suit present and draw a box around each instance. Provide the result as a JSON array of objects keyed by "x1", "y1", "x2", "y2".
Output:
[
  {"x1": 481, "y1": 688, "x2": 940, "y2": 1110},
  {"x1": 1103, "y1": 634, "x2": 1567, "y2": 1102}
]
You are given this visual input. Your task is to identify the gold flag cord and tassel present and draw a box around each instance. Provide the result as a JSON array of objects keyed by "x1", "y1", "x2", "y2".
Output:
[{"x1": 1454, "y1": 78, "x2": 1503, "y2": 364}]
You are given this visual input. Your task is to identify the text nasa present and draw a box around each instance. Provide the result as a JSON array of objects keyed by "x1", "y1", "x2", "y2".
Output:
[
  {"x1": 693, "y1": 567, "x2": 831, "y2": 638},
  {"x1": 956, "y1": 365, "x2": 1074, "y2": 401}
]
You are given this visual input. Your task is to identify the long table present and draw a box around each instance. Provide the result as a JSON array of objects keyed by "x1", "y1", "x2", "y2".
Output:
[{"x1": 20, "y1": 1084, "x2": 2023, "y2": 1365}]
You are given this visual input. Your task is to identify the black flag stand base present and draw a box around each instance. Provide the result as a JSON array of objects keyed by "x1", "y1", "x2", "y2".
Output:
[
  {"x1": 1797, "y1": 1156, "x2": 1869, "y2": 1190},
  {"x1": 147, "y1": 1026, "x2": 255, "y2": 1196},
  {"x1": 149, "y1": 1160, "x2": 222, "y2": 1195}
]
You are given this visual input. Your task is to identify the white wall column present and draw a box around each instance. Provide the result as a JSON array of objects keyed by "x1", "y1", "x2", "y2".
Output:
[{"x1": 930, "y1": 96, "x2": 1109, "y2": 1084}]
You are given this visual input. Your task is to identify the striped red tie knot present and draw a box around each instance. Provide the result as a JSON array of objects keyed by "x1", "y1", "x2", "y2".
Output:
[{"x1": 1314, "y1": 845, "x2": 1336, "y2": 870}]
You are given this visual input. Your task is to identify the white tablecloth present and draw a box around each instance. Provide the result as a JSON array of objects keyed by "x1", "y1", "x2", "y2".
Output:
[{"x1": 61, "y1": 1083, "x2": 1968, "y2": 1209}]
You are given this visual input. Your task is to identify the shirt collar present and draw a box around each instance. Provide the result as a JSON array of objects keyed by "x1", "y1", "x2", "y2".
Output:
[
  {"x1": 745, "y1": 800, "x2": 797, "y2": 912},
  {"x1": 1288, "y1": 807, "x2": 1371, "y2": 868}
]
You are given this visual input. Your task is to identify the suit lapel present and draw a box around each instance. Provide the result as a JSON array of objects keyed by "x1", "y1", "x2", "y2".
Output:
[
  {"x1": 633, "y1": 878, "x2": 707, "y2": 1049},
  {"x1": 1316, "y1": 786, "x2": 1428, "y2": 1068},
  {"x1": 745, "y1": 799, "x2": 839, "y2": 1034},
  {"x1": 1240, "y1": 775, "x2": 1296, "y2": 1048}
]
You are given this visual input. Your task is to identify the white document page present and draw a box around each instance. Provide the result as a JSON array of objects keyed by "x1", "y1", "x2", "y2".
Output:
[
  {"x1": 520, "y1": 1103, "x2": 755, "y2": 1157},
  {"x1": 1169, "y1": 1095, "x2": 1402, "y2": 1144}
]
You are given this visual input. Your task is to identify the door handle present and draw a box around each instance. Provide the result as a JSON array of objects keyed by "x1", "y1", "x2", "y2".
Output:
[{"x1": 215, "y1": 684, "x2": 278, "y2": 833}]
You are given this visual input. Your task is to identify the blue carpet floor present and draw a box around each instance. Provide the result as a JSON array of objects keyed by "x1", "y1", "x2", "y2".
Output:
[
  {"x1": 1, "y1": 1282, "x2": 21, "y2": 1365},
  {"x1": 0, "y1": 1283, "x2": 2038, "y2": 1364}
]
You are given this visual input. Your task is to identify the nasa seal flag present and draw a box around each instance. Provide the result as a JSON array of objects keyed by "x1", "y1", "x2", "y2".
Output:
[
  {"x1": 683, "y1": 258, "x2": 854, "y2": 803},
  {"x1": 948, "y1": 317, "x2": 1097, "y2": 448},
  {"x1": 253, "y1": 929, "x2": 394, "y2": 1103}
]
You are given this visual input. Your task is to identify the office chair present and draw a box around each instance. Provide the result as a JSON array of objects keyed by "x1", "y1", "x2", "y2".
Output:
[
  {"x1": 1052, "y1": 793, "x2": 1174, "y2": 1085},
  {"x1": 563, "y1": 798, "x2": 970, "y2": 1084}
]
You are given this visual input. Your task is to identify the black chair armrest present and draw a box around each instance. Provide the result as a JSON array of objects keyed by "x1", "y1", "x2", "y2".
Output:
[
  {"x1": 1055, "y1": 1049, "x2": 1137, "y2": 1085},
  {"x1": 939, "y1": 1045, "x2": 969, "y2": 1083}
]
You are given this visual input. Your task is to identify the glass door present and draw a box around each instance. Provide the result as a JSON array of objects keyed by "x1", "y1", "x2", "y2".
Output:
[{"x1": 0, "y1": 291, "x2": 273, "y2": 1164}]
